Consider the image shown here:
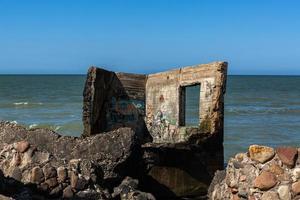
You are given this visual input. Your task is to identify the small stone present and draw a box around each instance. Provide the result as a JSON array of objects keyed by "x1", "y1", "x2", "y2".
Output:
[
  {"x1": 249, "y1": 145, "x2": 275, "y2": 163},
  {"x1": 38, "y1": 182, "x2": 49, "y2": 192},
  {"x1": 239, "y1": 175, "x2": 247, "y2": 182},
  {"x1": 261, "y1": 191, "x2": 279, "y2": 200},
  {"x1": 293, "y1": 168, "x2": 300, "y2": 180},
  {"x1": 75, "y1": 177, "x2": 88, "y2": 190},
  {"x1": 57, "y1": 166, "x2": 67, "y2": 183},
  {"x1": 45, "y1": 177, "x2": 58, "y2": 188},
  {"x1": 276, "y1": 147, "x2": 298, "y2": 168},
  {"x1": 292, "y1": 181, "x2": 300, "y2": 195},
  {"x1": 268, "y1": 164, "x2": 284, "y2": 175},
  {"x1": 63, "y1": 186, "x2": 74, "y2": 198},
  {"x1": 232, "y1": 194, "x2": 240, "y2": 200},
  {"x1": 10, "y1": 153, "x2": 21, "y2": 167},
  {"x1": 31, "y1": 166, "x2": 44, "y2": 183},
  {"x1": 278, "y1": 185, "x2": 291, "y2": 200},
  {"x1": 14, "y1": 141, "x2": 30, "y2": 153},
  {"x1": 43, "y1": 164, "x2": 57, "y2": 179},
  {"x1": 70, "y1": 172, "x2": 78, "y2": 189},
  {"x1": 49, "y1": 184, "x2": 63, "y2": 197},
  {"x1": 10, "y1": 167, "x2": 22, "y2": 181},
  {"x1": 254, "y1": 171, "x2": 277, "y2": 190}
]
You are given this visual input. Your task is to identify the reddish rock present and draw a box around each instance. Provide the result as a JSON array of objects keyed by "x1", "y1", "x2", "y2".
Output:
[
  {"x1": 292, "y1": 181, "x2": 300, "y2": 195},
  {"x1": 268, "y1": 164, "x2": 284, "y2": 175},
  {"x1": 249, "y1": 145, "x2": 275, "y2": 163},
  {"x1": 254, "y1": 171, "x2": 277, "y2": 190},
  {"x1": 232, "y1": 194, "x2": 240, "y2": 200},
  {"x1": 14, "y1": 140, "x2": 30, "y2": 153},
  {"x1": 57, "y1": 166, "x2": 67, "y2": 183},
  {"x1": 70, "y1": 172, "x2": 78, "y2": 189},
  {"x1": 276, "y1": 147, "x2": 298, "y2": 167},
  {"x1": 31, "y1": 166, "x2": 44, "y2": 184}
]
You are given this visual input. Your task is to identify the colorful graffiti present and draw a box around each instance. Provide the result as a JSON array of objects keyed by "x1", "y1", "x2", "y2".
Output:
[{"x1": 106, "y1": 97, "x2": 145, "y2": 128}]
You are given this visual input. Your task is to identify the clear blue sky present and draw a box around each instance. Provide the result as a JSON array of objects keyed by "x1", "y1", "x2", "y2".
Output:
[{"x1": 1, "y1": 0, "x2": 300, "y2": 75}]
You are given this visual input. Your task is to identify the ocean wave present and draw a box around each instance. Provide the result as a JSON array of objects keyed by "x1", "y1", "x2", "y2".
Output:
[
  {"x1": 226, "y1": 106, "x2": 300, "y2": 115},
  {"x1": 14, "y1": 102, "x2": 28, "y2": 105},
  {"x1": 13, "y1": 102, "x2": 43, "y2": 106}
]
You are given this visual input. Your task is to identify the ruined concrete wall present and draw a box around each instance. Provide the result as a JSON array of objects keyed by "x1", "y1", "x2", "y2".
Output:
[
  {"x1": 145, "y1": 61, "x2": 227, "y2": 143},
  {"x1": 82, "y1": 67, "x2": 147, "y2": 137}
]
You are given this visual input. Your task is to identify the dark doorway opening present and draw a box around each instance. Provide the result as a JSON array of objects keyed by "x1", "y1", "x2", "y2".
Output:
[{"x1": 179, "y1": 84, "x2": 200, "y2": 126}]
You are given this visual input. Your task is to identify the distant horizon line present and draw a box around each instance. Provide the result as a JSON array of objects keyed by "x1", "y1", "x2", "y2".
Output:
[{"x1": 0, "y1": 74, "x2": 300, "y2": 76}]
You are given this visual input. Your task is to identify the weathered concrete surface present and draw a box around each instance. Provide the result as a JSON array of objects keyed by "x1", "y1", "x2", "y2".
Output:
[
  {"x1": 146, "y1": 61, "x2": 227, "y2": 143},
  {"x1": 81, "y1": 61, "x2": 228, "y2": 199},
  {"x1": 82, "y1": 67, "x2": 148, "y2": 141},
  {"x1": 0, "y1": 121, "x2": 143, "y2": 199},
  {"x1": 209, "y1": 145, "x2": 300, "y2": 200}
]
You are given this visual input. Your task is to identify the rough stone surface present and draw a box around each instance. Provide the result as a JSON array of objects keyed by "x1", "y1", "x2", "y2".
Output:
[
  {"x1": 210, "y1": 145, "x2": 300, "y2": 200},
  {"x1": 292, "y1": 181, "x2": 300, "y2": 195},
  {"x1": 276, "y1": 146, "x2": 298, "y2": 168},
  {"x1": 14, "y1": 141, "x2": 30, "y2": 153},
  {"x1": 278, "y1": 185, "x2": 291, "y2": 200},
  {"x1": 0, "y1": 122, "x2": 144, "y2": 199},
  {"x1": 254, "y1": 171, "x2": 277, "y2": 190},
  {"x1": 249, "y1": 145, "x2": 275, "y2": 163},
  {"x1": 261, "y1": 191, "x2": 279, "y2": 200}
]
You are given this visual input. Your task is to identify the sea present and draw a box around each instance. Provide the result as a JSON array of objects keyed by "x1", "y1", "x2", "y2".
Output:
[{"x1": 0, "y1": 75, "x2": 300, "y2": 161}]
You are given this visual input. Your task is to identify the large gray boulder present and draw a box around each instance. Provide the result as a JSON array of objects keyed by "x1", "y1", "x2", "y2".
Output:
[{"x1": 0, "y1": 121, "x2": 141, "y2": 199}]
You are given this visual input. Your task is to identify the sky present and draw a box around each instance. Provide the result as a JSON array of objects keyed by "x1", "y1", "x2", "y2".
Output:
[{"x1": 1, "y1": 0, "x2": 300, "y2": 75}]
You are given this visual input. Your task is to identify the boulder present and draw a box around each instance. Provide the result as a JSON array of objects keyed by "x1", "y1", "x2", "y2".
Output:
[
  {"x1": 248, "y1": 145, "x2": 275, "y2": 163},
  {"x1": 209, "y1": 145, "x2": 300, "y2": 200},
  {"x1": 0, "y1": 121, "x2": 141, "y2": 199}
]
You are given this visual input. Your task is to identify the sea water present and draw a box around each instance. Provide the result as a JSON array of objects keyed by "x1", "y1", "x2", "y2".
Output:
[{"x1": 0, "y1": 75, "x2": 300, "y2": 161}]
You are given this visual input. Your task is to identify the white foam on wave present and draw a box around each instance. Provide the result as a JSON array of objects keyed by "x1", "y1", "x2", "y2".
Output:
[
  {"x1": 29, "y1": 124, "x2": 38, "y2": 129},
  {"x1": 13, "y1": 102, "x2": 43, "y2": 106},
  {"x1": 11, "y1": 120, "x2": 18, "y2": 124},
  {"x1": 54, "y1": 126, "x2": 61, "y2": 131},
  {"x1": 14, "y1": 102, "x2": 28, "y2": 105}
]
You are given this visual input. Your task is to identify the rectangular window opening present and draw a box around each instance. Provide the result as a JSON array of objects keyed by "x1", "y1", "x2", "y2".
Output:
[{"x1": 179, "y1": 84, "x2": 200, "y2": 126}]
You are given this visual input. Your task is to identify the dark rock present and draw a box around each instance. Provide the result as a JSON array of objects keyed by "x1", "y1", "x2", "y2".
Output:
[
  {"x1": 10, "y1": 167, "x2": 22, "y2": 181},
  {"x1": 62, "y1": 185, "x2": 74, "y2": 199},
  {"x1": 43, "y1": 164, "x2": 57, "y2": 179},
  {"x1": 49, "y1": 184, "x2": 63, "y2": 197},
  {"x1": 45, "y1": 177, "x2": 58, "y2": 188}
]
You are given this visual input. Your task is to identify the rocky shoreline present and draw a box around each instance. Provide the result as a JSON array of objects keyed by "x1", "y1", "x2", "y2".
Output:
[
  {"x1": 0, "y1": 121, "x2": 154, "y2": 199},
  {"x1": 210, "y1": 144, "x2": 300, "y2": 200}
]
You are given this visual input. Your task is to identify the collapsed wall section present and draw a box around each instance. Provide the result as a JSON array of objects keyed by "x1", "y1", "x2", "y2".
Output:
[{"x1": 82, "y1": 67, "x2": 147, "y2": 137}]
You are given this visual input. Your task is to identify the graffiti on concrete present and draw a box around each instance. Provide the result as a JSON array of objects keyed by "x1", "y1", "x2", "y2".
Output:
[{"x1": 106, "y1": 97, "x2": 145, "y2": 128}]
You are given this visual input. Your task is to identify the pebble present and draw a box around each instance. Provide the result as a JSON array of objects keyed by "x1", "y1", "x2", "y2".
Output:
[
  {"x1": 278, "y1": 185, "x2": 291, "y2": 200},
  {"x1": 276, "y1": 147, "x2": 298, "y2": 168},
  {"x1": 249, "y1": 145, "x2": 275, "y2": 163},
  {"x1": 261, "y1": 191, "x2": 279, "y2": 200},
  {"x1": 31, "y1": 166, "x2": 44, "y2": 184},
  {"x1": 14, "y1": 141, "x2": 30, "y2": 153},
  {"x1": 254, "y1": 171, "x2": 277, "y2": 190}
]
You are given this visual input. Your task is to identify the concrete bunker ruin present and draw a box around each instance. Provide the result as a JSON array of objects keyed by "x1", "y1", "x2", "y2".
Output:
[
  {"x1": 82, "y1": 61, "x2": 227, "y2": 198},
  {"x1": 82, "y1": 61, "x2": 227, "y2": 144}
]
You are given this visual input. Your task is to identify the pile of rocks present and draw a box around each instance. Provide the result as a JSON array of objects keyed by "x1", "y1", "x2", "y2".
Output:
[
  {"x1": 210, "y1": 144, "x2": 300, "y2": 200},
  {"x1": 0, "y1": 121, "x2": 154, "y2": 199}
]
